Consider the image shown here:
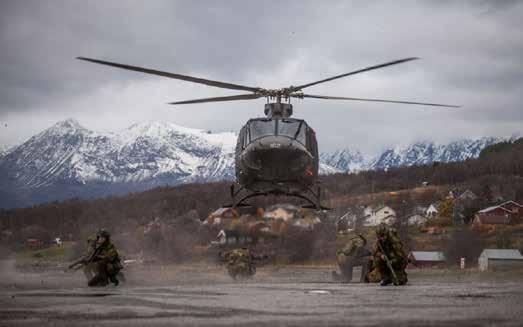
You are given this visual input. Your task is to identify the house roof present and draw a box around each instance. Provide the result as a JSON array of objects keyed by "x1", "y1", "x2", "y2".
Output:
[
  {"x1": 480, "y1": 249, "x2": 523, "y2": 260},
  {"x1": 210, "y1": 207, "x2": 238, "y2": 217},
  {"x1": 499, "y1": 201, "x2": 523, "y2": 208},
  {"x1": 475, "y1": 214, "x2": 510, "y2": 225},
  {"x1": 478, "y1": 205, "x2": 511, "y2": 214},
  {"x1": 409, "y1": 251, "x2": 446, "y2": 262},
  {"x1": 458, "y1": 189, "x2": 477, "y2": 199}
]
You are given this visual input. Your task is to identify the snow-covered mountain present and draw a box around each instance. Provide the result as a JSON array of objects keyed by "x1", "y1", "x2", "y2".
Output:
[
  {"x1": 0, "y1": 118, "x2": 515, "y2": 208},
  {"x1": 320, "y1": 137, "x2": 515, "y2": 172},
  {"x1": 369, "y1": 137, "x2": 507, "y2": 171},
  {"x1": 320, "y1": 149, "x2": 366, "y2": 172},
  {"x1": 0, "y1": 119, "x2": 236, "y2": 189}
]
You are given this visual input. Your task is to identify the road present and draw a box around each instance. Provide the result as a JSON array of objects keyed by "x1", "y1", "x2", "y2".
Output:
[{"x1": 1, "y1": 264, "x2": 522, "y2": 326}]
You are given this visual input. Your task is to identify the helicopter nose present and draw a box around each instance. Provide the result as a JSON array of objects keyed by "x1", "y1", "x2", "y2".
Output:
[{"x1": 242, "y1": 136, "x2": 311, "y2": 171}]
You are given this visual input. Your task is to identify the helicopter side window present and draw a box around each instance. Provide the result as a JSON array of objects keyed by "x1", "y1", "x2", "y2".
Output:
[
  {"x1": 279, "y1": 120, "x2": 306, "y2": 145},
  {"x1": 249, "y1": 120, "x2": 275, "y2": 141}
]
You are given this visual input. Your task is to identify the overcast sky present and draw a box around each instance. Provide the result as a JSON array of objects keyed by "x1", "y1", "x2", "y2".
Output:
[{"x1": 0, "y1": 1, "x2": 521, "y2": 154}]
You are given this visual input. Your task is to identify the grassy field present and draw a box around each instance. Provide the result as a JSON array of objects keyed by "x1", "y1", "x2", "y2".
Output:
[{"x1": 16, "y1": 241, "x2": 76, "y2": 265}]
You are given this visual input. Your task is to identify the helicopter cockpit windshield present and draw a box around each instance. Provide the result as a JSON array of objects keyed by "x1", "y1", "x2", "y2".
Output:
[
  {"x1": 248, "y1": 119, "x2": 307, "y2": 145},
  {"x1": 249, "y1": 119, "x2": 275, "y2": 140},
  {"x1": 278, "y1": 119, "x2": 306, "y2": 145}
]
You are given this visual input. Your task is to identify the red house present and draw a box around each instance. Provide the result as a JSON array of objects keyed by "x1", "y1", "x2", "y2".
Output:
[
  {"x1": 477, "y1": 205, "x2": 512, "y2": 216},
  {"x1": 499, "y1": 201, "x2": 523, "y2": 220}
]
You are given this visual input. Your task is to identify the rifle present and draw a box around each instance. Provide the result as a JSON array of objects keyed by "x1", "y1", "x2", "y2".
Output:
[
  {"x1": 67, "y1": 244, "x2": 104, "y2": 271},
  {"x1": 377, "y1": 240, "x2": 399, "y2": 285}
]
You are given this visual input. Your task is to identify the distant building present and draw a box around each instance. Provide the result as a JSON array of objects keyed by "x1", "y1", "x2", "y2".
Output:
[
  {"x1": 499, "y1": 201, "x2": 523, "y2": 220},
  {"x1": 206, "y1": 207, "x2": 239, "y2": 225},
  {"x1": 472, "y1": 213, "x2": 511, "y2": 229},
  {"x1": 471, "y1": 202, "x2": 523, "y2": 229},
  {"x1": 407, "y1": 213, "x2": 428, "y2": 226},
  {"x1": 426, "y1": 204, "x2": 439, "y2": 218},
  {"x1": 457, "y1": 189, "x2": 478, "y2": 202},
  {"x1": 363, "y1": 205, "x2": 396, "y2": 226},
  {"x1": 478, "y1": 249, "x2": 523, "y2": 271},
  {"x1": 263, "y1": 205, "x2": 297, "y2": 222},
  {"x1": 408, "y1": 251, "x2": 446, "y2": 268},
  {"x1": 478, "y1": 205, "x2": 512, "y2": 216}
]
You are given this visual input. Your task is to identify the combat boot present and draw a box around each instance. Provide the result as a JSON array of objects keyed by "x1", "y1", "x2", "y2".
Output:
[{"x1": 379, "y1": 279, "x2": 392, "y2": 286}]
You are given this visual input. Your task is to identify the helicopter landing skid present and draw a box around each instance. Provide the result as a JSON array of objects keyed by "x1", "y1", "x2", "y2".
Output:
[{"x1": 226, "y1": 183, "x2": 330, "y2": 210}]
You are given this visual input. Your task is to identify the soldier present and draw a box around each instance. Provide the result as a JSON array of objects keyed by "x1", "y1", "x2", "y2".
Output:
[
  {"x1": 219, "y1": 248, "x2": 265, "y2": 280},
  {"x1": 370, "y1": 224, "x2": 408, "y2": 286},
  {"x1": 333, "y1": 234, "x2": 372, "y2": 283},
  {"x1": 87, "y1": 229, "x2": 123, "y2": 287}
]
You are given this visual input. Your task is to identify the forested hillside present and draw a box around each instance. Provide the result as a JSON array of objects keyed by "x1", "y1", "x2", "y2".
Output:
[{"x1": 1, "y1": 138, "x2": 522, "y2": 241}]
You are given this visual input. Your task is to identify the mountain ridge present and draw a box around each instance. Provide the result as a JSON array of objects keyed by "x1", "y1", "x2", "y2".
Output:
[{"x1": 0, "y1": 119, "x2": 516, "y2": 208}]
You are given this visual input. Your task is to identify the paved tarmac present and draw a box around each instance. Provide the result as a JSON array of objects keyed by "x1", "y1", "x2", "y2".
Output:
[{"x1": 1, "y1": 265, "x2": 522, "y2": 326}]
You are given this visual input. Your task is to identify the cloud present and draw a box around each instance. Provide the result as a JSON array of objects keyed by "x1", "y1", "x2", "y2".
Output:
[{"x1": 0, "y1": 0, "x2": 522, "y2": 154}]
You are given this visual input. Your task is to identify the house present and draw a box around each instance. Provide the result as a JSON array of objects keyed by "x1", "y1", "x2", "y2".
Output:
[
  {"x1": 363, "y1": 205, "x2": 396, "y2": 226},
  {"x1": 263, "y1": 205, "x2": 297, "y2": 222},
  {"x1": 472, "y1": 213, "x2": 511, "y2": 229},
  {"x1": 478, "y1": 249, "x2": 523, "y2": 271},
  {"x1": 206, "y1": 207, "x2": 239, "y2": 225},
  {"x1": 477, "y1": 205, "x2": 512, "y2": 216},
  {"x1": 408, "y1": 251, "x2": 446, "y2": 268},
  {"x1": 407, "y1": 213, "x2": 428, "y2": 226},
  {"x1": 499, "y1": 201, "x2": 523, "y2": 220},
  {"x1": 457, "y1": 189, "x2": 478, "y2": 201},
  {"x1": 426, "y1": 204, "x2": 439, "y2": 218}
]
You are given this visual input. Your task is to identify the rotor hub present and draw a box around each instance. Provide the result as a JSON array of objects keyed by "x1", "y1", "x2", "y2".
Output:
[{"x1": 264, "y1": 102, "x2": 293, "y2": 118}]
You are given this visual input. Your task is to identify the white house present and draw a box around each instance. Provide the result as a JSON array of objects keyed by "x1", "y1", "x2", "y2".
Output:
[
  {"x1": 426, "y1": 204, "x2": 439, "y2": 218},
  {"x1": 263, "y1": 205, "x2": 298, "y2": 221},
  {"x1": 408, "y1": 251, "x2": 446, "y2": 267},
  {"x1": 407, "y1": 214, "x2": 428, "y2": 226},
  {"x1": 478, "y1": 249, "x2": 523, "y2": 271},
  {"x1": 363, "y1": 205, "x2": 396, "y2": 226}
]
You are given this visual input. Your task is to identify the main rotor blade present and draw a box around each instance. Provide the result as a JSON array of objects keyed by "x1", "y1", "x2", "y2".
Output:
[
  {"x1": 168, "y1": 93, "x2": 262, "y2": 105},
  {"x1": 292, "y1": 57, "x2": 419, "y2": 91},
  {"x1": 77, "y1": 57, "x2": 260, "y2": 92},
  {"x1": 294, "y1": 93, "x2": 461, "y2": 108}
]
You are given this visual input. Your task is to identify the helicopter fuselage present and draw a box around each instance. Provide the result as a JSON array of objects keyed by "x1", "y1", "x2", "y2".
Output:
[{"x1": 235, "y1": 117, "x2": 319, "y2": 195}]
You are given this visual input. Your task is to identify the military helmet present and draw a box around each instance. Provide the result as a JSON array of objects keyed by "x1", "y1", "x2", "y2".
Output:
[
  {"x1": 97, "y1": 229, "x2": 111, "y2": 238},
  {"x1": 375, "y1": 223, "x2": 389, "y2": 237}
]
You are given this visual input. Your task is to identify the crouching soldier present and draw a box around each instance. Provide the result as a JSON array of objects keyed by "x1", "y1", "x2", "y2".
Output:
[
  {"x1": 219, "y1": 248, "x2": 266, "y2": 280},
  {"x1": 87, "y1": 229, "x2": 123, "y2": 287},
  {"x1": 333, "y1": 234, "x2": 372, "y2": 283},
  {"x1": 370, "y1": 224, "x2": 408, "y2": 286}
]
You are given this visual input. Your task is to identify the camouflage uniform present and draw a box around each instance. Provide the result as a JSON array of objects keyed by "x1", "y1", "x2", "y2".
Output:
[
  {"x1": 370, "y1": 224, "x2": 408, "y2": 286},
  {"x1": 221, "y1": 248, "x2": 257, "y2": 280},
  {"x1": 88, "y1": 230, "x2": 123, "y2": 287},
  {"x1": 334, "y1": 234, "x2": 371, "y2": 283},
  {"x1": 82, "y1": 234, "x2": 98, "y2": 280}
]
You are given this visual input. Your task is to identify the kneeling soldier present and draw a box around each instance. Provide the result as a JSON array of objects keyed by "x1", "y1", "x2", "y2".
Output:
[
  {"x1": 333, "y1": 234, "x2": 371, "y2": 283},
  {"x1": 87, "y1": 229, "x2": 123, "y2": 287}
]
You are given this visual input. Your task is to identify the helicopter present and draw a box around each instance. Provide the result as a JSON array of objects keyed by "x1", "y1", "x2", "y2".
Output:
[{"x1": 77, "y1": 56, "x2": 459, "y2": 209}]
